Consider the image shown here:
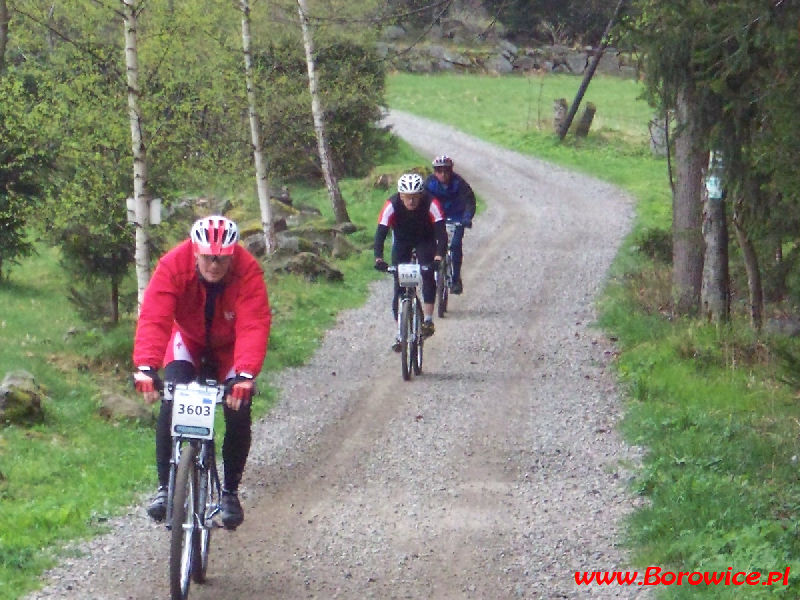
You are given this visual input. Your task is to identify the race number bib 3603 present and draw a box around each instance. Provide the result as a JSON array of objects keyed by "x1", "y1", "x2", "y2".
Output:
[{"x1": 171, "y1": 383, "x2": 217, "y2": 439}]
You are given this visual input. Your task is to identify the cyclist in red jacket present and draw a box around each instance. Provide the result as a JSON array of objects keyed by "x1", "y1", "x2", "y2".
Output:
[{"x1": 132, "y1": 215, "x2": 271, "y2": 529}]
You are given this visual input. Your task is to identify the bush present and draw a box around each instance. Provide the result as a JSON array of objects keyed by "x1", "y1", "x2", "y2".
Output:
[{"x1": 634, "y1": 227, "x2": 672, "y2": 264}]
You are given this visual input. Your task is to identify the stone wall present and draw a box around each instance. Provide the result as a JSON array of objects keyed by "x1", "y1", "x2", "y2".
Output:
[{"x1": 378, "y1": 23, "x2": 637, "y2": 79}]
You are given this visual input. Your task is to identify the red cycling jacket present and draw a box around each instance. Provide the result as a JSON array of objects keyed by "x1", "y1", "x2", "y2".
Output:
[{"x1": 133, "y1": 239, "x2": 271, "y2": 379}]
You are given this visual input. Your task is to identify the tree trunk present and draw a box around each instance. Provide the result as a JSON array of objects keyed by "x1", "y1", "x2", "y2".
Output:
[
  {"x1": 122, "y1": 0, "x2": 151, "y2": 311},
  {"x1": 553, "y1": 98, "x2": 568, "y2": 135},
  {"x1": 672, "y1": 83, "x2": 705, "y2": 315},
  {"x1": 557, "y1": 0, "x2": 625, "y2": 140},
  {"x1": 296, "y1": 0, "x2": 351, "y2": 224},
  {"x1": 111, "y1": 278, "x2": 120, "y2": 324},
  {"x1": 700, "y1": 186, "x2": 729, "y2": 323},
  {"x1": 240, "y1": 0, "x2": 275, "y2": 255},
  {"x1": 0, "y1": 0, "x2": 8, "y2": 73},
  {"x1": 733, "y1": 197, "x2": 764, "y2": 331}
]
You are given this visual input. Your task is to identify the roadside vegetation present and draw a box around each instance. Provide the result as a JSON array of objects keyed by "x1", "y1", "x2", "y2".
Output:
[{"x1": 388, "y1": 72, "x2": 800, "y2": 597}]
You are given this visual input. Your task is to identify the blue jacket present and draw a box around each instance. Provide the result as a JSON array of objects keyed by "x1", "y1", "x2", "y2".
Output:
[{"x1": 424, "y1": 172, "x2": 476, "y2": 222}]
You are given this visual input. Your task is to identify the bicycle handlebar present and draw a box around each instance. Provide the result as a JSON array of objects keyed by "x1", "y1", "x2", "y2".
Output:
[{"x1": 386, "y1": 264, "x2": 434, "y2": 273}]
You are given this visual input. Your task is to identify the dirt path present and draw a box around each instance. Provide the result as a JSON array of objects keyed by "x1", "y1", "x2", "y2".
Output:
[{"x1": 26, "y1": 111, "x2": 648, "y2": 600}]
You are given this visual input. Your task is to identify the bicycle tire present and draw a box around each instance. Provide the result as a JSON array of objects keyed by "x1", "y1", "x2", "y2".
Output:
[
  {"x1": 413, "y1": 299, "x2": 424, "y2": 375},
  {"x1": 436, "y1": 260, "x2": 447, "y2": 318},
  {"x1": 400, "y1": 299, "x2": 412, "y2": 381},
  {"x1": 170, "y1": 443, "x2": 197, "y2": 600},
  {"x1": 191, "y1": 446, "x2": 215, "y2": 583}
]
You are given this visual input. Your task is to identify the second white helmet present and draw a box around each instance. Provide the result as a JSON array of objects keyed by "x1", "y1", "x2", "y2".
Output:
[{"x1": 397, "y1": 173, "x2": 424, "y2": 194}]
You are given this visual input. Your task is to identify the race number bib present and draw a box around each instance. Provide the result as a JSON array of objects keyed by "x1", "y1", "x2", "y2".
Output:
[
  {"x1": 171, "y1": 383, "x2": 217, "y2": 439},
  {"x1": 397, "y1": 263, "x2": 422, "y2": 287}
]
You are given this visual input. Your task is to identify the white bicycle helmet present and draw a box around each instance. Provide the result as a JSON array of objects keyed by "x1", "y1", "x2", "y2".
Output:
[
  {"x1": 397, "y1": 173, "x2": 424, "y2": 194},
  {"x1": 190, "y1": 215, "x2": 239, "y2": 255},
  {"x1": 432, "y1": 155, "x2": 453, "y2": 168}
]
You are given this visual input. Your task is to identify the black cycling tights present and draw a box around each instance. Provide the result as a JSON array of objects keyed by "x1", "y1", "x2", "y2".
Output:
[{"x1": 155, "y1": 360, "x2": 251, "y2": 493}]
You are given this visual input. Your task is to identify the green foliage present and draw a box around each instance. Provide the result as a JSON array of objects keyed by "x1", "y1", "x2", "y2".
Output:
[
  {"x1": 634, "y1": 227, "x2": 672, "y2": 264},
  {"x1": 256, "y1": 35, "x2": 387, "y2": 180},
  {"x1": 3, "y1": 0, "x2": 386, "y2": 322},
  {"x1": 483, "y1": 0, "x2": 617, "y2": 44},
  {"x1": 620, "y1": 0, "x2": 800, "y2": 308},
  {"x1": 0, "y1": 69, "x2": 52, "y2": 281}
]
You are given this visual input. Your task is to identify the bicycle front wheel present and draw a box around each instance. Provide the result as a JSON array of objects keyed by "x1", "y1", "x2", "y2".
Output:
[
  {"x1": 191, "y1": 446, "x2": 216, "y2": 583},
  {"x1": 170, "y1": 443, "x2": 197, "y2": 600},
  {"x1": 413, "y1": 299, "x2": 424, "y2": 376},
  {"x1": 400, "y1": 299, "x2": 413, "y2": 381}
]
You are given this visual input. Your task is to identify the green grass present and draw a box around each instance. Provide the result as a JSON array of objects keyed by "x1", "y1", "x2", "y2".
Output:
[{"x1": 388, "y1": 72, "x2": 800, "y2": 597}]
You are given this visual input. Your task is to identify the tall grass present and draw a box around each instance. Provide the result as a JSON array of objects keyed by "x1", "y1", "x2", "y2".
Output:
[{"x1": 388, "y1": 72, "x2": 800, "y2": 597}]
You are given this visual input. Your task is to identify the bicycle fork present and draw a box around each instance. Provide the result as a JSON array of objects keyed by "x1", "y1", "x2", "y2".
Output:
[{"x1": 165, "y1": 439, "x2": 183, "y2": 529}]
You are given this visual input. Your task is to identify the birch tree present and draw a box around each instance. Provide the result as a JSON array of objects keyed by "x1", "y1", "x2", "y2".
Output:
[
  {"x1": 296, "y1": 0, "x2": 351, "y2": 224},
  {"x1": 240, "y1": 0, "x2": 275, "y2": 254},
  {"x1": 122, "y1": 0, "x2": 151, "y2": 309}
]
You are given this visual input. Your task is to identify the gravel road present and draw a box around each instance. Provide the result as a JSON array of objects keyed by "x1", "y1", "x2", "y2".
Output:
[{"x1": 25, "y1": 111, "x2": 650, "y2": 600}]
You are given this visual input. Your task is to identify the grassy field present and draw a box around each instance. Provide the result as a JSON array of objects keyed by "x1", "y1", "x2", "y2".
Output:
[
  {"x1": 3, "y1": 70, "x2": 800, "y2": 598},
  {"x1": 388, "y1": 72, "x2": 800, "y2": 597}
]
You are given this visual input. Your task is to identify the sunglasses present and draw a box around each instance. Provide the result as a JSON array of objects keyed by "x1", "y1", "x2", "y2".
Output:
[
  {"x1": 434, "y1": 167, "x2": 451, "y2": 173},
  {"x1": 198, "y1": 254, "x2": 232, "y2": 264}
]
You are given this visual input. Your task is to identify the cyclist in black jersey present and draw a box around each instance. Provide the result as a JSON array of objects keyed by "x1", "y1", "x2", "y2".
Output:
[{"x1": 374, "y1": 173, "x2": 447, "y2": 350}]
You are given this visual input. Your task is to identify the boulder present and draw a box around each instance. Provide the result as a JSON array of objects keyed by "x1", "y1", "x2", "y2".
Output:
[
  {"x1": 281, "y1": 252, "x2": 344, "y2": 282},
  {"x1": 96, "y1": 391, "x2": 156, "y2": 425},
  {"x1": 485, "y1": 53, "x2": 514, "y2": 74},
  {"x1": 0, "y1": 370, "x2": 46, "y2": 427},
  {"x1": 332, "y1": 234, "x2": 360, "y2": 260}
]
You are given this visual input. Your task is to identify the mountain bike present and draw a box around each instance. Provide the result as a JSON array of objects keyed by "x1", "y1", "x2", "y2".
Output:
[
  {"x1": 387, "y1": 262, "x2": 427, "y2": 380},
  {"x1": 162, "y1": 380, "x2": 225, "y2": 600},
  {"x1": 436, "y1": 219, "x2": 463, "y2": 318}
]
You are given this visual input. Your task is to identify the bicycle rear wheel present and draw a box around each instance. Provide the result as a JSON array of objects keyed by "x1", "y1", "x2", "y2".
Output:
[
  {"x1": 413, "y1": 299, "x2": 424, "y2": 375},
  {"x1": 191, "y1": 446, "x2": 216, "y2": 583},
  {"x1": 400, "y1": 299, "x2": 413, "y2": 381},
  {"x1": 436, "y1": 260, "x2": 447, "y2": 318},
  {"x1": 170, "y1": 443, "x2": 197, "y2": 600}
]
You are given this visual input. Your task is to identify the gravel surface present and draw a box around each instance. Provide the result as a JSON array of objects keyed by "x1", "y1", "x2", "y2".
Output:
[{"x1": 25, "y1": 111, "x2": 651, "y2": 600}]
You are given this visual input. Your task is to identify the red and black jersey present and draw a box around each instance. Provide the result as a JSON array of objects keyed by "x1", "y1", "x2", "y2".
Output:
[{"x1": 373, "y1": 191, "x2": 447, "y2": 260}]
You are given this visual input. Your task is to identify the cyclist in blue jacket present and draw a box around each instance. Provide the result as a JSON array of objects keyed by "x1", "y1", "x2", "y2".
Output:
[{"x1": 424, "y1": 155, "x2": 476, "y2": 294}]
